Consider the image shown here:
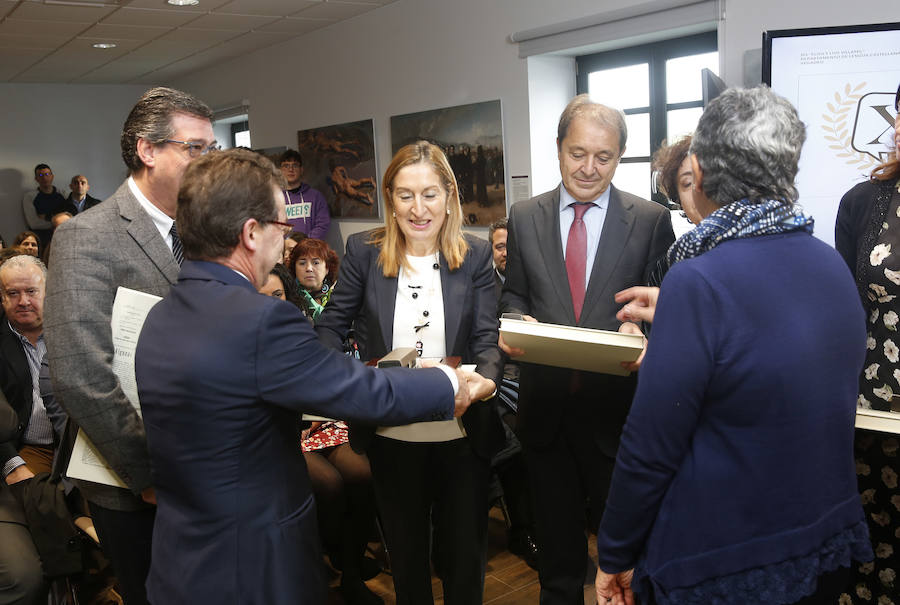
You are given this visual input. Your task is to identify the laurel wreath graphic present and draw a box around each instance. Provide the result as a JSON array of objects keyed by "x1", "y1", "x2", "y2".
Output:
[{"x1": 821, "y1": 82, "x2": 878, "y2": 171}]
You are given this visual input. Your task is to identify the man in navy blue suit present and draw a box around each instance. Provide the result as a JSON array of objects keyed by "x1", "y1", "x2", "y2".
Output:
[{"x1": 134, "y1": 148, "x2": 473, "y2": 605}]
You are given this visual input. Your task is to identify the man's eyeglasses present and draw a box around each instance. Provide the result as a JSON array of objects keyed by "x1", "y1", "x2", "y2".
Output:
[
  {"x1": 162, "y1": 139, "x2": 221, "y2": 158},
  {"x1": 36, "y1": 171, "x2": 52, "y2": 177},
  {"x1": 264, "y1": 220, "x2": 293, "y2": 238},
  {"x1": 280, "y1": 162, "x2": 301, "y2": 171}
]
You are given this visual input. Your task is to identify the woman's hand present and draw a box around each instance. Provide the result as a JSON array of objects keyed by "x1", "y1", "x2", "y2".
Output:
[
  {"x1": 615, "y1": 287, "x2": 660, "y2": 324},
  {"x1": 618, "y1": 322, "x2": 647, "y2": 372},
  {"x1": 595, "y1": 567, "x2": 635, "y2": 605}
]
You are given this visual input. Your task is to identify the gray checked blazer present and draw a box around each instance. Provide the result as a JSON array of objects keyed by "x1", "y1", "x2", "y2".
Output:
[{"x1": 44, "y1": 180, "x2": 179, "y2": 511}]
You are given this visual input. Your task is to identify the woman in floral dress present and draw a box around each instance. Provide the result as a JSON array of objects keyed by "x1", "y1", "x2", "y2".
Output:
[{"x1": 834, "y1": 82, "x2": 900, "y2": 605}]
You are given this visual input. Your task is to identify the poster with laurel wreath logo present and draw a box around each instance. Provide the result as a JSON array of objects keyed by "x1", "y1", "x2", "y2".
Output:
[{"x1": 767, "y1": 25, "x2": 900, "y2": 247}]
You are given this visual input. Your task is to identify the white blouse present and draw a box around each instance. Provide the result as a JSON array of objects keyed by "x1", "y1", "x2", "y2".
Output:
[{"x1": 377, "y1": 253, "x2": 467, "y2": 442}]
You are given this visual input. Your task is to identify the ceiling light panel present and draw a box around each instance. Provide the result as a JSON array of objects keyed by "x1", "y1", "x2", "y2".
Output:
[{"x1": 217, "y1": 0, "x2": 321, "y2": 17}]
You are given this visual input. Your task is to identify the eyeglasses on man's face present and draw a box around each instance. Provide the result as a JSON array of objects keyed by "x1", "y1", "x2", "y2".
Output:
[
  {"x1": 162, "y1": 139, "x2": 221, "y2": 158},
  {"x1": 264, "y1": 220, "x2": 293, "y2": 238}
]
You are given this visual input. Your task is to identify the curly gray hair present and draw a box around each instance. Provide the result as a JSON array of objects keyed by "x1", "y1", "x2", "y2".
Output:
[{"x1": 691, "y1": 86, "x2": 806, "y2": 207}]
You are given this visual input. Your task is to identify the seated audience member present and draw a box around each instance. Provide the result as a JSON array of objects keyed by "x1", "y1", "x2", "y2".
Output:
[
  {"x1": 594, "y1": 86, "x2": 873, "y2": 605},
  {"x1": 260, "y1": 263, "x2": 304, "y2": 309},
  {"x1": 0, "y1": 255, "x2": 53, "y2": 605},
  {"x1": 651, "y1": 135, "x2": 700, "y2": 239},
  {"x1": 288, "y1": 238, "x2": 339, "y2": 321},
  {"x1": 22, "y1": 164, "x2": 65, "y2": 250},
  {"x1": 286, "y1": 238, "x2": 381, "y2": 603},
  {"x1": 833, "y1": 80, "x2": 900, "y2": 604},
  {"x1": 279, "y1": 150, "x2": 331, "y2": 239},
  {"x1": 134, "y1": 148, "x2": 477, "y2": 605},
  {"x1": 487, "y1": 218, "x2": 537, "y2": 570},
  {"x1": 64, "y1": 175, "x2": 101, "y2": 215},
  {"x1": 12, "y1": 231, "x2": 39, "y2": 257},
  {"x1": 283, "y1": 231, "x2": 307, "y2": 266}
]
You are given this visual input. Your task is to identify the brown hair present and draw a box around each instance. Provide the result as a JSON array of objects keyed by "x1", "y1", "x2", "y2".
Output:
[
  {"x1": 557, "y1": 94, "x2": 627, "y2": 153},
  {"x1": 177, "y1": 148, "x2": 284, "y2": 261},
  {"x1": 121, "y1": 87, "x2": 213, "y2": 174},
  {"x1": 369, "y1": 141, "x2": 468, "y2": 277},
  {"x1": 13, "y1": 231, "x2": 39, "y2": 254},
  {"x1": 652, "y1": 136, "x2": 693, "y2": 204},
  {"x1": 288, "y1": 237, "x2": 340, "y2": 285}
]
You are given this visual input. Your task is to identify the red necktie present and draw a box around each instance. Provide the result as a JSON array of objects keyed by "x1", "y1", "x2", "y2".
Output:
[{"x1": 565, "y1": 203, "x2": 590, "y2": 322}]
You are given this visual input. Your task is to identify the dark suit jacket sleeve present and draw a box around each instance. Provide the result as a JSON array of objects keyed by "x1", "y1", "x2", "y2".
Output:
[
  {"x1": 44, "y1": 219, "x2": 151, "y2": 494},
  {"x1": 316, "y1": 233, "x2": 370, "y2": 351},
  {"x1": 466, "y1": 237, "x2": 504, "y2": 387},
  {"x1": 835, "y1": 181, "x2": 875, "y2": 272},
  {"x1": 260, "y1": 300, "x2": 455, "y2": 425},
  {"x1": 0, "y1": 393, "x2": 15, "y2": 443},
  {"x1": 498, "y1": 202, "x2": 531, "y2": 317},
  {"x1": 643, "y1": 206, "x2": 675, "y2": 284}
]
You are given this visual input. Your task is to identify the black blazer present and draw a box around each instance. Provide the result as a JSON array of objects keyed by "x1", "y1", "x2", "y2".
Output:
[
  {"x1": 499, "y1": 185, "x2": 674, "y2": 451},
  {"x1": 0, "y1": 396, "x2": 15, "y2": 443},
  {"x1": 0, "y1": 319, "x2": 36, "y2": 467},
  {"x1": 317, "y1": 231, "x2": 505, "y2": 459}
]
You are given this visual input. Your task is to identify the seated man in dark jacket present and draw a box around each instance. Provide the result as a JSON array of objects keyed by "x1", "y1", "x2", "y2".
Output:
[{"x1": 0, "y1": 254, "x2": 55, "y2": 604}]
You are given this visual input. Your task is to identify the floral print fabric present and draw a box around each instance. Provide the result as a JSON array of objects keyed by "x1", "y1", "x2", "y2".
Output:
[{"x1": 845, "y1": 185, "x2": 900, "y2": 604}]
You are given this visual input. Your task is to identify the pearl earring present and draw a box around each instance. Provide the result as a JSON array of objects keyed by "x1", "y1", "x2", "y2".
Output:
[
  {"x1": 392, "y1": 211, "x2": 396, "y2": 217},
  {"x1": 446, "y1": 207, "x2": 450, "y2": 215}
]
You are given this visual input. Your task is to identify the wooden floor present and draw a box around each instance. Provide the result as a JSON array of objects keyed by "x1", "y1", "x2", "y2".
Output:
[{"x1": 325, "y1": 507, "x2": 600, "y2": 604}]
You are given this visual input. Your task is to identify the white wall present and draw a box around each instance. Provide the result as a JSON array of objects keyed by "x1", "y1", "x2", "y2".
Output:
[
  {"x1": 2, "y1": 0, "x2": 896, "y2": 247},
  {"x1": 0, "y1": 83, "x2": 149, "y2": 244},
  {"x1": 169, "y1": 0, "x2": 628, "y2": 247}
]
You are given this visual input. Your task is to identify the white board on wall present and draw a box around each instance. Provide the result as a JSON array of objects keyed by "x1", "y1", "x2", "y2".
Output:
[{"x1": 763, "y1": 22, "x2": 900, "y2": 246}]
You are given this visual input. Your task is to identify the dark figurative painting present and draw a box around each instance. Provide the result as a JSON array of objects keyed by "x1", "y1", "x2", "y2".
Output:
[
  {"x1": 297, "y1": 119, "x2": 379, "y2": 219},
  {"x1": 390, "y1": 100, "x2": 506, "y2": 226}
]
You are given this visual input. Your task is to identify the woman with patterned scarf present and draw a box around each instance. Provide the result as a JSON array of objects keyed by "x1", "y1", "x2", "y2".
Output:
[
  {"x1": 834, "y1": 81, "x2": 900, "y2": 604},
  {"x1": 595, "y1": 86, "x2": 873, "y2": 605}
]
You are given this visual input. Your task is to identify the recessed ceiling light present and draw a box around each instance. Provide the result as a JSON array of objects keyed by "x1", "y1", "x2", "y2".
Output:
[
  {"x1": 92, "y1": 42, "x2": 117, "y2": 49},
  {"x1": 167, "y1": 0, "x2": 200, "y2": 5}
]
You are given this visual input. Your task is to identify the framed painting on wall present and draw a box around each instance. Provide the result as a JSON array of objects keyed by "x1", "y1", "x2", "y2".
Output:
[
  {"x1": 390, "y1": 100, "x2": 506, "y2": 226},
  {"x1": 297, "y1": 119, "x2": 379, "y2": 219}
]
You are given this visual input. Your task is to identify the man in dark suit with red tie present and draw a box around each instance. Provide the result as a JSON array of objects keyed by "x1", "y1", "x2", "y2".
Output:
[{"x1": 499, "y1": 94, "x2": 674, "y2": 604}]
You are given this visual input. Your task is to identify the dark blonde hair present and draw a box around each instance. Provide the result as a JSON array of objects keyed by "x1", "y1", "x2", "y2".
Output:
[{"x1": 369, "y1": 141, "x2": 467, "y2": 277}]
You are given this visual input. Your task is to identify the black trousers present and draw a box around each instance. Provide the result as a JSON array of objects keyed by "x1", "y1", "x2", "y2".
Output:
[
  {"x1": 523, "y1": 411, "x2": 617, "y2": 605},
  {"x1": 368, "y1": 436, "x2": 491, "y2": 605},
  {"x1": 89, "y1": 502, "x2": 155, "y2": 605}
]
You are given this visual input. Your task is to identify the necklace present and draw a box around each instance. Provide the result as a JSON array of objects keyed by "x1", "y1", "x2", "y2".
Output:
[{"x1": 401, "y1": 253, "x2": 440, "y2": 357}]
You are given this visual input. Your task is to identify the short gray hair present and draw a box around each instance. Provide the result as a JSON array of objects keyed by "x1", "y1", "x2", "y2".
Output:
[
  {"x1": 691, "y1": 86, "x2": 806, "y2": 207},
  {"x1": 121, "y1": 87, "x2": 213, "y2": 174},
  {"x1": 557, "y1": 94, "x2": 627, "y2": 153},
  {"x1": 0, "y1": 254, "x2": 47, "y2": 281}
]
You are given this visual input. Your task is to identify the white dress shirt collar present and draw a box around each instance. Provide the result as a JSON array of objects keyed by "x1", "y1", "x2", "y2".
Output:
[{"x1": 128, "y1": 176, "x2": 174, "y2": 247}]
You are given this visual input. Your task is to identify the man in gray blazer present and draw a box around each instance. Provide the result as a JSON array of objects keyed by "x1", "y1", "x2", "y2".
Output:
[
  {"x1": 44, "y1": 87, "x2": 217, "y2": 605},
  {"x1": 499, "y1": 95, "x2": 674, "y2": 604}
]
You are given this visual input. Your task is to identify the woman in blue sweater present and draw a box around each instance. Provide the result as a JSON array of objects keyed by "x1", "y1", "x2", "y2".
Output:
[{"x1": 595, "y1": 86, "x2": 873, "y2": 605}]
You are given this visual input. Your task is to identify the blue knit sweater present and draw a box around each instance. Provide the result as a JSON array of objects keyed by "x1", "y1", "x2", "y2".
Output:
[{"x1": 596, "y1": 232, "x2": 873, "y2": 604}]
